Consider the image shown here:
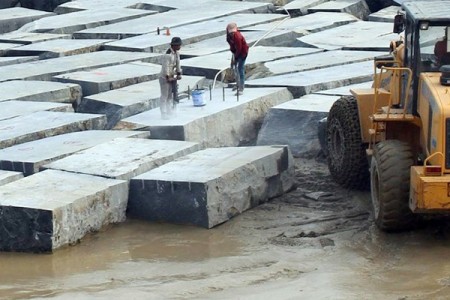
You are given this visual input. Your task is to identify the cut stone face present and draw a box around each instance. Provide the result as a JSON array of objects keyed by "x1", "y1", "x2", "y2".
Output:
[
  {"x1": 0, "y1": 111, "x2": 106, "y2": 150},
  {"x1": 42, "y1": 138, "x2": 202, "y2": 180},
  {"x1": 0, "y1": 32, "x2": 70, "y2": 44},
  {"x1": 0, "y1": 169, "x2": 128, "y2": 253},
  {"x1": 114, "y1": 87, "x2": 293, "y2": 147},
  {"x1": 0, "y1": 100, "x2": 73, "y2": 121},
  {"x1": 0, "y1": 130, "x2": 150, "y2": 176},
  {"x1": 128, "y1": 145, "x2": 295, "y2": 228},
  {"x1": 0, "y1": 170, "x2": 23, "y2": 186},
  {"x1": 0, "y1": 7, "x2": 54, "y2": 34}
]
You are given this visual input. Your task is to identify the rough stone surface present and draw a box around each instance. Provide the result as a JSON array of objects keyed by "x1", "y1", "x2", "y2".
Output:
[
  {"x1": 0, "y1": 7, "x2": 54, "y2": 34},
  {"x1": 0, "y1": 170, "x2": 23, "y2": 186},
  {"x1": 0, "y1": 80, "x2": 82, "y2": 108},
  {"x1": 6, "y1": 39, "x2": 112, "y2": 58},
  {"x1": 0, "y1": 130, "x2": 149, "y2": 176},
  {"x1": 53, "y1": 62, "x2": 161, "y2": 96},
  {"x1": 308, "y1": 0, "x2": 371, "y2": 20},
  {"x1": 0, "y1": 56, "x2": 39, "y2": 66},
  {"x1": 43, "y1": 138, "x2": 202, "y2": 180},
  {"x1": 102, "y1": 13, "x2": 285, "y2": 53},
  {"x1": 0, "y1": 169, "x2": 128, "y2": 252},
  {"x1": 0, "y1": 111, "x2": 106, "y2": 150},
  {"x1": 18, "y1": 8, "x2": 156, "y2": 34},
  {"x1": 0, "y1": 51, "x2": 161, "y2": 82},
  {"x1": 0, "y1": 100, "x2": 73, "y2": 121},
  {"x1": 0, "y1": 32, "x2": 70, "y2": 44},
  {"x1": 115, "y1": 87, "x2": 293, "y2": 147},
  {"x1": 280, "y1": 0, "x2": 328, "y2": 16},
  {"x1": 78, "y1": 75, "x2": 205, "y2": 129},
  {"x1": 368, "y1": 5, "x2": 398, "y2": 22},
  {"x1": 246, "y1": 60, "x2": 374, "y2": 98},
  {"x1": 128, "y1": 145, "x2": 295, "y2": 228},
  {"x1": 256, "y1": 94, "x2": 340, "y2": 157}
]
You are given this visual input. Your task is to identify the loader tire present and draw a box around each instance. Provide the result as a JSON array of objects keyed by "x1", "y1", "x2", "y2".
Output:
[
  {"x1": 327, "y1": 95, "x2": 369, "y2": 190},
  {"x1": 370, "y1": 140, "x2": 415, "y2": 232}
]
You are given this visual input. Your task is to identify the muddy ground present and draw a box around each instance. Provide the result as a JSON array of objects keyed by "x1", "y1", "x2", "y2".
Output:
[{"x1": 1, "y1": 156, "x2": 450, "y2": 299}]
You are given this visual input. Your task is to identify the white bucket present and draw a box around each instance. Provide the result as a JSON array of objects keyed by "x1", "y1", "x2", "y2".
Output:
[{"x1": 192, "y1": 89, "x2": 206, "y2": 107}]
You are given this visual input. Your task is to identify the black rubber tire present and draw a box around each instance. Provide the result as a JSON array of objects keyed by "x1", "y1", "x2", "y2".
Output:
[
  {"x1": 326, "y1": 95, "x2": 369, "y2": 190},
  {"x1": 370, "y1": 140, "x2": 415, "y2": 232}
]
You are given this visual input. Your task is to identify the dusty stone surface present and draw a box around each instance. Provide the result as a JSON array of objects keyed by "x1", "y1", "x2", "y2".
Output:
[
  {"x1": 0, "y1": 7, "x2": 53, "y2": 34},
  {"x1": 0, "y1": 100, "x2": 73, "y2": 121},
  {"x1": 0, "y1": 170, "x2": 23, "y2": 186}
]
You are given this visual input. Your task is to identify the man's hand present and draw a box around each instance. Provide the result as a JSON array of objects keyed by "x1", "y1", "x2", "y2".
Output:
[{"x1": 176, "y1": 74, "x2": 182, "y2": 80}]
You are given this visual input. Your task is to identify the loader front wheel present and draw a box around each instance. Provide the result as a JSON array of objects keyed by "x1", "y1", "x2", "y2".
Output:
[
  {"x1": 370, "y1": 140, "x2": 415, "y2": 231},
  {"x1": 327, "y1": 95, "x2": 369, "y2": 189}
]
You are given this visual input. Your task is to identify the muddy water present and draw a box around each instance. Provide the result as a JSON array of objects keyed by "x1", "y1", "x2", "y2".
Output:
[{"x1": 0, "y1": 219, "x2": 244, "y2": 299}]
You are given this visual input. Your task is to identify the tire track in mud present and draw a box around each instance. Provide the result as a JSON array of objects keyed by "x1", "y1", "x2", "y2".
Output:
[{"x1": 249, "y1": 157, "x2": 372, "y2": 249}]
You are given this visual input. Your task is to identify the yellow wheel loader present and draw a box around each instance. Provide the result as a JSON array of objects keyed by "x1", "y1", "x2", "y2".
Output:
[{"x1": 326, "y1": 0, "x2": 450, "y2": 231}]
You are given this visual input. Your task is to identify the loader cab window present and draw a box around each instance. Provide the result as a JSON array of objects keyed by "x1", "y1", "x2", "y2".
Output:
[{"x1": 419, "y1": 25, "x2": 448, "y2": 72}]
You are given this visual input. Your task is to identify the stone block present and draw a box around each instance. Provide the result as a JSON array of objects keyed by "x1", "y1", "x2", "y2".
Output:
[
  {"x1": 128, "y1": 145, "x2": 295, "y2": 228},
  {"x1": 0, "y1": 170, "x2": 23, "y2": 186},
  {"x1": 0, "y1": 130, "x2": 149, "y2": 176},
  {"x1": 256, "y1": 94, "x2": 340, "y2": 157},
  {"x1": 0, "y1": 7, "x2": 54, "y2": 34},
  {"x1": 53, "y1": 62, "x2": 161, "y2": 96},
  {"x1": 0, "y1": 169, "x2": 128, "y2": 252},
  {"x1": 43, "y1": 138, "x2": 202, "y2": 180},
  {"x1": 0, "y1": 111, "x2": 106, "y2": 150},
  {"x1": 115, "y1": 87, "x2": 293, "y2": 147}
]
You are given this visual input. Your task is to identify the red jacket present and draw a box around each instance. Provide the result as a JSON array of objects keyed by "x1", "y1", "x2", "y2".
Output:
[{"x1": 226, "y1": 30, "x2": 249, "y2": 59}]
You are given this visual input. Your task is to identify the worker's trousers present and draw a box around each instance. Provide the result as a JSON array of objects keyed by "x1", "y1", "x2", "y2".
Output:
[{"x1": 159, "y1": 77, "x2": 175, "y2": 118}]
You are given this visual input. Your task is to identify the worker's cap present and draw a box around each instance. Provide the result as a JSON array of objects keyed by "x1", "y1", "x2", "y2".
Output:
[{"x1": 170, "y1": 37, "x2": 182, "y2": 46}]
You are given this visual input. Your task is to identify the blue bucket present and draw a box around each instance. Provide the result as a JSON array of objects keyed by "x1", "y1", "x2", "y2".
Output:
[{"x1": 192, "y1": 89, "x2": 206, "y2": 107}]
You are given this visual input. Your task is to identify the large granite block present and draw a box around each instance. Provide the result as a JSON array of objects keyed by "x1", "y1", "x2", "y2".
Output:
[
  {"x1": 43, "y1": 138, "x2": 202, "y2": 180},
  {"x1": 19, "y1": 8, "x2": 155, "y2": 34},
  {"x1": 0, "y1": 7, "x2": 54, "y2": 34},
  {"x1": 307, "y1": 0, "x2": 370, "y2": 20},
  {"x1": 128, "y1": 145, "x2": 295, "y2": 228},
  {"x1": 53, "y1": 62, "x2": 161, "y2": 96},
  {"x1": 0, "y1": 32, "x2": 70, "y2": 44},
  {"x1": 0, "y1": 100, "x2": 73, "y2": 121},
  {"x1": 0, "y1": 111, "x2": 106, "y2": 150},
  {"x1": 256, "y1": 94, "x2": 340, "y2": 157},
  {"x1": 0, "y1": 169, "x2": 128, "y2": 252},
  {"x1": 0, "y1": 80, "x2": 81, "y2": 104},
  {"x1": 78, "y1": 75, "x2": 205, "y2": 129},
  {"x1": 0, "y1": 130, "x2": 149, "y2": 176},
  {"x1": 0, "y1": 50, "x2": 161, "y2": 82},
  {"x1": 114, "y1": 87, "x2": 293, "y2": 147},
  {"x1": 0, "y1": 56, "x2": 39, "y2": 66},
  {"x1": 6, "y1": 39, "x2": 112, "y2": 58},
  {"x1": 0, "y1": 170, "x2": 23, "y2": 186}
]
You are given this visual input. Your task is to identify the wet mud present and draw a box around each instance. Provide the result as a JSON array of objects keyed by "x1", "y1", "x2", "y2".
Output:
[{"x1": 1, "y1": 157, "x2": 450, "y2": 299}]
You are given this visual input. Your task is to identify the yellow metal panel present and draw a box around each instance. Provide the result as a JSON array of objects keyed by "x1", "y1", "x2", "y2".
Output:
[
  {"x1": 410, "y1": 166, "x2": 450, "y2": 212},
  {"x1": 353, "y1": 88, "x2": 390, "y2": 143}
]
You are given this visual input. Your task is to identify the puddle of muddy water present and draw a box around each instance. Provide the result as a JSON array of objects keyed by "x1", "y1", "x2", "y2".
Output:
[{"x1": 0, "y1": 219, "x2": 243, "y2": 285}]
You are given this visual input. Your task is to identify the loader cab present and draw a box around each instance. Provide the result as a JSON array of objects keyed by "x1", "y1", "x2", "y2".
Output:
[{"x1": 393, "y1": 2, "x2": 450, "y2": 114}]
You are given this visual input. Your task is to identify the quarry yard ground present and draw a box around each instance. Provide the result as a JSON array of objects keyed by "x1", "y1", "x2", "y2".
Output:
[{"x1": 2, "y1": 156, "x2": 450, "y2": 300}]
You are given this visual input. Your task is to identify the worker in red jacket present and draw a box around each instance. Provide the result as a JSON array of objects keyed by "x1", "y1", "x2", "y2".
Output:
[{"x1": 226, "y1": 22, "x2": 249, "y2": 95}]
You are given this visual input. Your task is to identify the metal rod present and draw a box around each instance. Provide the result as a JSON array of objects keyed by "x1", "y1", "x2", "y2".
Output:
[
  {"x1": 209, "y1": 84, "x2": 212, "y2": 101},
  {"x1": 222, "y1": 86, "x2": 225, "y2": 101},
  {"x1": 188, "y1": 86, "x2": 190, "y2": 100},
  {"x1": 237, "y1": 90, "x2": 239, "y2": 102}
]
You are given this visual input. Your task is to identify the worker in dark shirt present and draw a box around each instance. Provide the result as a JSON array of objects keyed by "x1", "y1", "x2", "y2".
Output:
[{"x1": 226, "y1": 22, "x2": 249, "y2": 95}]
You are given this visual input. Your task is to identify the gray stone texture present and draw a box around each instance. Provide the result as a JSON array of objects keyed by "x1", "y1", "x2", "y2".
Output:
[
  {"x1": 0, "y1": 7, "x2": 54, "y2": 34},
  {"x1": 6, "y1": 39, "x2": 112, "y2": 58},
  {"x1": 0, "y1": 32, "x2": 70, "y2": 44},
  {"x1": 0, "y1": 130, "x2": 150, "y2": 176},
  {"x1": 0, "y1": 56, "x2": 39, "y2": 66},
  {"x1": 308, "y1": 0, "x2": 371, "y2": 20},
  {"x1": 0, "y1": 169, "x2": 128, "y2": 252},
  {"x1": 128, "y1": 145, "x2": 295, "y2": 228},
  {"x1": 78, "y1": 75, "x2": 205, "y2": 129},
  {"x1": 43, "y1": 138, "x2": 202, "y2": 180},
  {"x1": 53, "y1": 62, "x2": 161, "y2": 96},
  {"x1": 0, "y1": 100, "x2": 73, "y2": 121},
  {"x1": 102, "y1": 13, "x2": 285, "y2": 53},
  {"x1": 18, "y1": 8, "x2": 156, "y2": 34},
  {"x1": 0, "y1": 51, "x2": 160, "y2": 82},
  {"x1": 115, "y1": 87, "x2": 293, "y2": 147},
  {"x1": 0, "y1": 111, "x2": 106, "y2": 150},
  {"x1": 0, "y1": 80, "x2": 82, "y2": 108},
  {"x1": 73, "y1": 2, "x2": 273, "y2": 39},
  {"x1": 256, "y1": 94, "x2": 340, "y2": 157},
  {"x1": 0, "y1": 170, "x2": 23, "y2": 186},
  {"x1": 246, "y1": 60, "x2": 374, "y2": 98}
]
